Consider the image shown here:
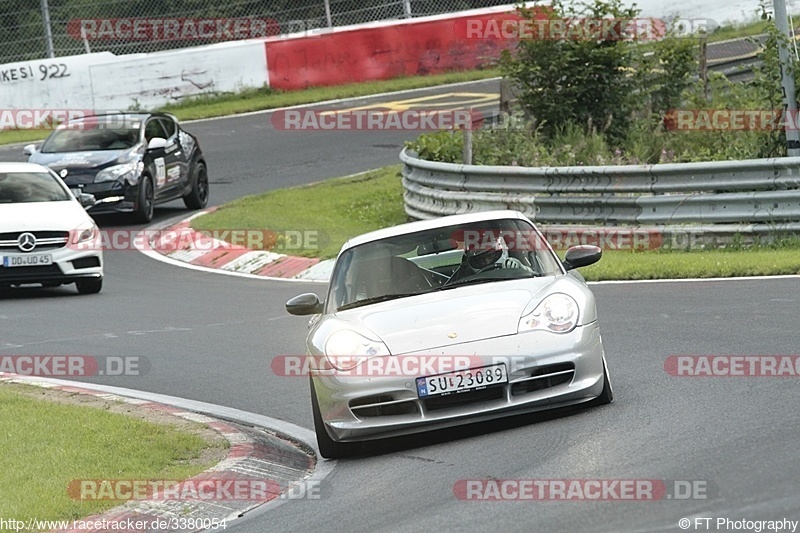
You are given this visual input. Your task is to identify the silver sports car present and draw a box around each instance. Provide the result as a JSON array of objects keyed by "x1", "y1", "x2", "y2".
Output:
[{"x1": 286, "y1": 210, "x2": 612, "y2": 458}]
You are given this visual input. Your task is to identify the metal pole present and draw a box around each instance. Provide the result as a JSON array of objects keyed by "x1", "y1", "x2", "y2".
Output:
[
  {"x1": 40, "y1": 0, "x2": 55, "y2": 58},
  {"x1": 403, "y1": 0, "x2": 412, "y2": 18},
  {"x1": 773, "y1": 0, "x2": 800, "y2": 156},
  {"x1": 324, "y1": 0, "x2": 333, "y2": 28}
]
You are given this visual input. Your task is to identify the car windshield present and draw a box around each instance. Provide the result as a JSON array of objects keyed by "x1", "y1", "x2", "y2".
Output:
[
  {"x1": 0, "y1": 172, "x2": 72, "y2": 203},
  {"x1": 41, "y1": 120, "x2": 141, "y2": 153},
  {"x1": 328, "y1": 218, "x2": 563, "y2": 312}
]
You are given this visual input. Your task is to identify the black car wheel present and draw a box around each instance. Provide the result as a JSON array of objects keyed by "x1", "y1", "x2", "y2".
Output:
[
  {"x1": 134, "y1": 176, "x2": 154, "y2": 223},
  {"x1": 311, "y1": 377, "x2": 353, "y2": 459},
  {"x1": 75, "y1": 278, "x2": 102, "y2": 295},
  {"x1": 589, "y1": 356, "x2": 613, "y2": 406},
  {"x1": 183, "y1": 161, "x2": 209, "y2": 210}
]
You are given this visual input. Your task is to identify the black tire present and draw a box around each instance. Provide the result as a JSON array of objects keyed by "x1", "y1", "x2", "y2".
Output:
[
  {"x1": 75, "y1": 278, "x2": 102, "y2": 295},
  {"x1": 589, "y1": 356, "x2": 613, "y2": 406},
  {"x1": 183, "y1": 161, "x2": 209, "y2": 210},
  {"x1": 134, "y1": 175, "x2": 154, "y2": 223},
  {"x1": 310, "y1": 378, "x2": 352, "y2": 459}
]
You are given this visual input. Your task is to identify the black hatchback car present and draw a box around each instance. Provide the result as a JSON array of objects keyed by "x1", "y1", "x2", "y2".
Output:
[{"x1": 25, "y1": 112, "x2": 208, "y2": 222}]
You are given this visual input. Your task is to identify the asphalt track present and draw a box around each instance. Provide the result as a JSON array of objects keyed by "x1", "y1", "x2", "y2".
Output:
[{"x1": 3, "y1": 80, "x2": 800, "y2": 532}]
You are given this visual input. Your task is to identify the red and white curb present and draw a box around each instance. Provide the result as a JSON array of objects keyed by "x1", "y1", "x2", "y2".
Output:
[
  {"x1": 146, "y1": 211, "x2": 333, "y2": 282},
  {"x1": 1, "y1": 374, "x2": 315, "y2": 532}
]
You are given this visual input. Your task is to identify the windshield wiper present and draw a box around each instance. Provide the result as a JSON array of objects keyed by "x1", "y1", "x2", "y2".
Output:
[
  {"x1": 438, "y1": 272, "x2": 539, "y2": 290},
  {"x1": 337, "y1": 292, "x2": 421, "y2": 311}
]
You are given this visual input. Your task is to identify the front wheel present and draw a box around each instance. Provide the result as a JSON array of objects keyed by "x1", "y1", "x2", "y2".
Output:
[
  {"x1": 183, "y1": 161, "x2": 209, "y2": 210},
  {"x1": 75, "y1": 278, "x2": 102, "y2": 295},
  {"x1": 589, "y1": 356, "x2": 613, "y2": 406},
  {"x1": 134, "y1": 176, "x2": 154, "y2": 223},
  {"x1": 310, "y1": 378, "x2": 353, "y2": 459}
]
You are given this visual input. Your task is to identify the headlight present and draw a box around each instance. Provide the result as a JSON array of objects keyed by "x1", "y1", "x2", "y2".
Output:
[
  {"x1": 94, "y1": 162, "x2": 140, "y2": 183},
  {"x1": 518, "y1": 293, "x2": 579, "y2": 333},
  {"x1": 324, "y1": 330, "x2": 390, "y2": 370},
  {"x1": 72, "y1": 221, "x2": 99, "y2": 245}
]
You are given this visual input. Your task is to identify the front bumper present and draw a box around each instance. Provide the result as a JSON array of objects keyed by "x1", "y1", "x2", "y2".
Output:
[
  {"x1": 0, "y1": 245, "x2": 103, "y2": 286},
  {"x1": 313, "y1": 322, "x2": 606, "y2": 442},
  {"x1": 73, "y1": 180, "x2": 137, "y2": 214}
]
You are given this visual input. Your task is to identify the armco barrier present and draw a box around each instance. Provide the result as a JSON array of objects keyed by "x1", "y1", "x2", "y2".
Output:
[{"x1": 400, "y1": 148, "x2": 800, "y2": 244}]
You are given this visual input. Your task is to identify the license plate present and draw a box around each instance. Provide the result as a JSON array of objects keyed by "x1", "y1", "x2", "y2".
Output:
[
  {"x1": 2, "y1": 254, "x2": 53, "y2": 267},
  {"x1": 416, "y1": 363, "x2": 508, "y2": 398}
]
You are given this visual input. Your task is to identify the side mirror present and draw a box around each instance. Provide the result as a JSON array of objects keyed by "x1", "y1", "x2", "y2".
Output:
[
  {"x1": 286, "y1": 293, "x2": 323, "y2": 316},
  {"x1": 562, "y1": 245, "x2": 602, "y2": 271},
  {"x1": 78, "y1": 192, "x2": 96, "y2": 209},
  {"x1": 147, "y1": 137, "x2": 167, "y2": 150},
  {"x1": 23, "y1": 144, "x2": 37, "y2": 156}
]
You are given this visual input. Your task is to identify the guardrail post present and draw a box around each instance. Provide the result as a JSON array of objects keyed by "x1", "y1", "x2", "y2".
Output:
[
  {"x1": 324, "y1": 0, "x2": 333, "y2": 28},
  {"x1": 774, "y1": 0, "x2": 800, "y2": 156},
  {"x1": 40, "y1": 0, "x2": 55, "y2": 58}
]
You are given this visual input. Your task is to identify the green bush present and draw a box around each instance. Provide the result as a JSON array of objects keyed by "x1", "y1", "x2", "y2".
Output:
[{"x1": 407, "y1": 0, "x2": 797, "y2": 166}]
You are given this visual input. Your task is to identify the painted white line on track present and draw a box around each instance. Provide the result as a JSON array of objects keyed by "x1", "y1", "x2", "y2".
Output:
[
  {"x1": 183, "y1": 78, "x2": 502, "y2": 125},
  {"x1": 588, "y1": 274, "x2": 800, "y2": 285},
  {"x1": 140, "y1": 217, "x2": 800, "y2": 286},
  {"x1": 135, "y1": 214, "x2": 327, "y2": 283}
]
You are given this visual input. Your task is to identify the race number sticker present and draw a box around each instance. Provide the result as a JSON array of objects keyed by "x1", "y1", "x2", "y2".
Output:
[{"x1": 154, "y1": 157, "x2": 166, "y2": 186}]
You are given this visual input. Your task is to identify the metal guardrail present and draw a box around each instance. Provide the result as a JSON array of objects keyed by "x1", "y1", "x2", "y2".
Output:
[{"x1": 400, "y1": 148, "x2": 800, "y2": 244}]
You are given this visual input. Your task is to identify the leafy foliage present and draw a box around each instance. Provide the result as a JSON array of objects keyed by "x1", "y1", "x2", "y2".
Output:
[{"x1": 408, "y1": 0, "x2": 798, "y2": 166}]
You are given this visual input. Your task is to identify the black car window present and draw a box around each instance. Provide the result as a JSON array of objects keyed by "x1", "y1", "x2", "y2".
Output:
[
  {"x1": 159, "y1": 118, "x2": 176, "y2": 138},
  {"x1": 0, "y1": 172, "x2": 71, "y2": 203},
  {"x1": 40, "y1": 125, "x2": 140, "y2": 153},
  {"x1": 145, "y1": 119, "x2": 168, "y2": 142}
]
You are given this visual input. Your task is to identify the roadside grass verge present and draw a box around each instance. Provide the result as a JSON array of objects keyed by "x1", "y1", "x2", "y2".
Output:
[
  {"x1": 578, "y1": 248, "x2": 800, "y2": 281},
  {"x1": 0, "y1": 383, "x2": 226, "y2": 525},
  {"x1": 191, "y1": 164, "x2": 800, "y2": 280},
  {"x1": 0, "y1": 70, "x2": 500, "y2": 147},
  {"x1": 192, "y1": 166, "x2": 406, "y2": 259}
]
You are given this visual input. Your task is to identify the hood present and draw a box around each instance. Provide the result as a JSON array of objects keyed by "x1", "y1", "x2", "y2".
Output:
[
  {"x1": 30, "y1": 150, "x2": 129, "y2": 171},
  {"x1": 0, "y1": 201, "x2": 90, "y2": 232},
  {"x1": 340, "y1": 277, "x2": 556, "y2": 354}
]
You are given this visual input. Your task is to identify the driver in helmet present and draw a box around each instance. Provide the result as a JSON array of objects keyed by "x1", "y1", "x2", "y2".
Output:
[{"x1": 448, "y1": 235, "x2": 531, "y2": 282}]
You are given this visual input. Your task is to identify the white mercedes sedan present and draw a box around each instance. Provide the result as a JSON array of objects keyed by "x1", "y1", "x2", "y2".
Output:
[{"x1": 0, "y1": 162, "x2": 103, "y2": 294}]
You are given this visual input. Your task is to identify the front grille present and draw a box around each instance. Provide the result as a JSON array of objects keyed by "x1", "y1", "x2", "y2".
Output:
[
  {"x1": 511, "y1": 363, "x2": 575, "y2": 396},
  {"x1": 71, "y1": 256, "x2": 101, "y2": 269},
  {"x1": 0, "y1": 231, "x2": 70, "y2": 251},
  {"x1": 350, "y1": 395, "x2": 419, "y2": 418},
  {"x1": 0, "y1": 264, "x2": 63, "y2": 279},
  {"x1": 423, "y1": 385, "x2": 505, "y2": 411}
]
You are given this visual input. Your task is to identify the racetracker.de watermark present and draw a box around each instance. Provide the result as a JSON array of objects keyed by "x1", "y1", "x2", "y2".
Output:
[
  {"x1": 0, "y1": 355, "x2": 147, "y2": 377},
  {"x1": 68, "y1": 478, "x2": 278, "y2": 501},
  {"x1": 454, "y1": 479, "x2": 713, "y2": 500},
  {"x1": 272, "y1": 355, "x2": 487, "y2": 377},
  {"x1": 665, "y1": 109, "x2": 800, "y2": 131},
  {"x1": 0, "y1": 110, "x2": 145, "y2": 130},
  {"x1": 71, "y1": 228, "x2": 323, "y2": 254},
  {"x1": 271, "y1": 109, "x2": 479, "y2": 131},
  {"x1": 451, "y1": 228, "x2": 663, "y2": 252},
  {"x1": 456, "y1": 17, "x2": 715, "y2": 41},
  {"x1": 67, "y1": 18, "x2": 280, "y2": 41},
  {"x1": 665, "y1": 355, "x2": 800, "y2": 377}
]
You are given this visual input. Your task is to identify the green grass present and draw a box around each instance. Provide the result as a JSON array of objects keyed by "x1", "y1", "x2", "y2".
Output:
[
  {"x1": 0, "y1": 384, "x2": 225, "y2": 526},
  {"x1": 192, "y1": 163, "x2": 800, "y2": 279},
  {"x1": 0, "y1": 69, "x2": 500, "y2": 147},
  {"x1": 192, "y1": 166, "x2": 406, "y2": 259},
  {"x1": 579, "y1": 248, "x2": 800, "y2": 280}
]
